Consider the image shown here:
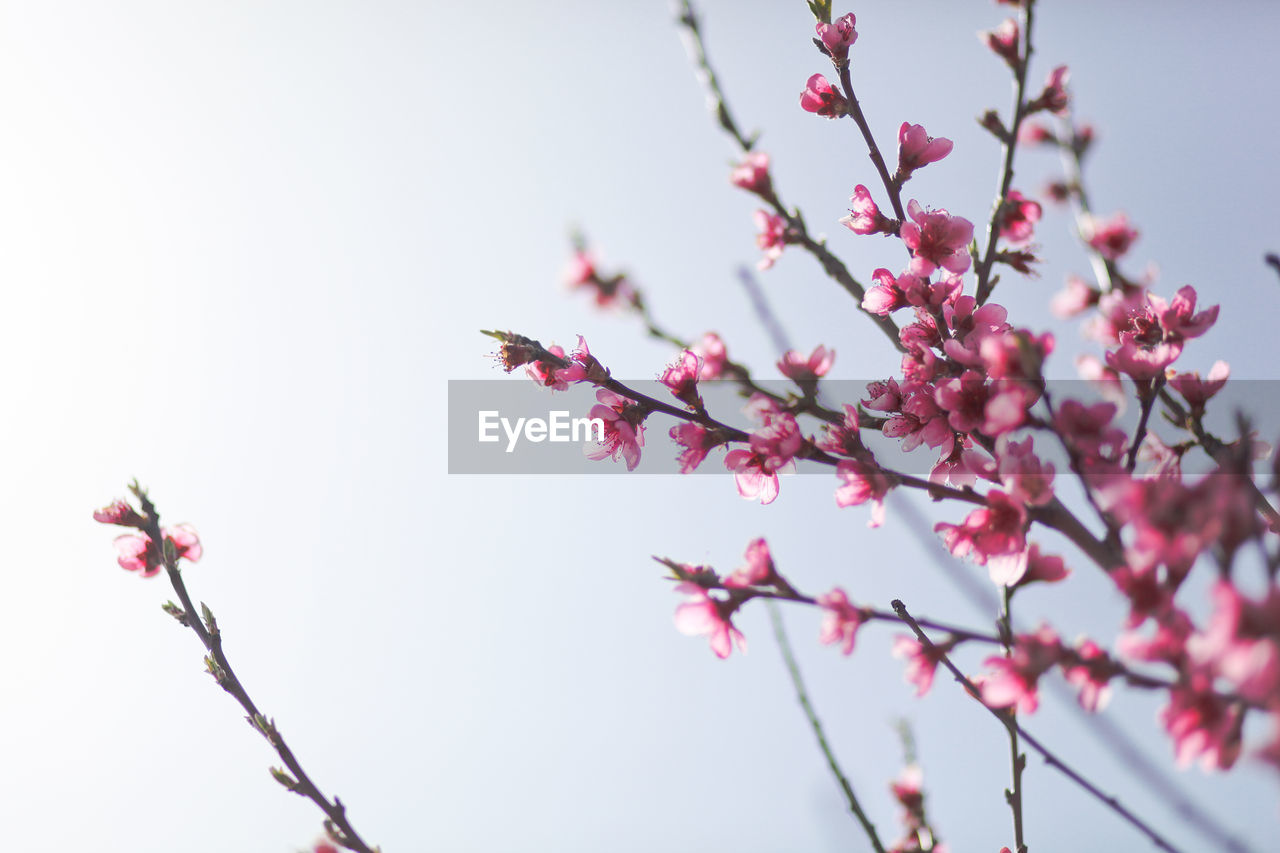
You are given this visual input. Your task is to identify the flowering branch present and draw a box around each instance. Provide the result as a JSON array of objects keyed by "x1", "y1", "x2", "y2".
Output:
[
  {"x1": 674, "y1": 0, "x2": 906, "y2": 353},
  {"x1": 975, "y1": 0, "x2": 1036, "y2": 306},
  {"x1": 766, "y1": 600, "x2": 887, "y2": 853},
  {"x1": 103, "y1": 485, "x2": 378, "y2": 853},
  {"x1": 891, "y1": 599, "x2": 1186, "y2": 853}
]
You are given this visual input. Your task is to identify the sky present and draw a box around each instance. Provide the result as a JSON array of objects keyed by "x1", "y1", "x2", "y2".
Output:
[{"x1": 2, "y1": 1, "x2": 1280, "y2": 851}]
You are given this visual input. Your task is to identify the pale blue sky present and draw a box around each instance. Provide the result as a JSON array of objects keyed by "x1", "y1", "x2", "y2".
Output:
[{"x1": 1, "y1": 2, "x2": 1278, "y2": 851}]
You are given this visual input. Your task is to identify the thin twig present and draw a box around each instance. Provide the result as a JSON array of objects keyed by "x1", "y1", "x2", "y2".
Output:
[
  {"x1": 767, "y1": 600, "x2": 887, "y2": 853},
  {"x1": 131, "y1": 485, "x2": 377, "y2": 853},
  {"x1": 975, "y1": 0, "x2": 1037, "y2": 305},
  {"x1": 673, "y1": 0, "x2": 906, "y2": 352},
  {"x1": 891, "y1": 599, "x2": 1187, "y2": 853}
]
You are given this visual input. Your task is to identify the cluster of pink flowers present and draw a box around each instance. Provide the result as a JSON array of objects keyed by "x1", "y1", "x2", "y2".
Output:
[{"x1": 488, "y1": 4, "x2": 1280, "y2": 846}]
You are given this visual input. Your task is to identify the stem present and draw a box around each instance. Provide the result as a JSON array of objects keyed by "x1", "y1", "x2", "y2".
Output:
[
  {"x1": 891, "y1": 599, "x2": 1187, "y2": 853},
  {"x1": 133, "y1": 486, "x2": 376, "y2": 853},
  {"x1": 836, "y1": 63, "x2": 905, "y2": 223},
  {"x1": 767, "y1": 600, "x2": 887, "y2": 853},
  {"x1": 673, "y1": 0, "x2": 905, "y2": 352},
  {"x1": 1000, "y1": 587, "x2": 1028, "y2": 853},
  {"x1": 1125, "y1": 376, "x2": 1164, "y2": 473},
  {"x1": 976, "y1": 0, "x2": 1036, "y2": 305}
]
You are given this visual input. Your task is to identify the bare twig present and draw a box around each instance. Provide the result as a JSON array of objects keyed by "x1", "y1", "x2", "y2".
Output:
[{"x1": 131, "y1": 484, "x2": 378, "y2": 853}]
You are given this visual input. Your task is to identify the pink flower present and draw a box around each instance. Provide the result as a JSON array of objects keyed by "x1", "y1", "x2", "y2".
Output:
[
  {"x1": 113, "y1": 525, "x2": 203, "y2": 578},
  {"x1": 840, "y1": 184, "x2": 888, "y2": 236},
  {"x1": 1050, "y1": 275, "x2": 1099, "y2": 318},
  {"x1": 1018, "y1": 121, "x2": 1055, "y2": 146},
  {"x1": 900, "y1": 199, "x2": 975, "y2": 275},
  {"x1": 996, "y1": 436, "x2": 1055, "y2": 507},
  {"x1": 815, "y1": 13, "x2": 858, "y2": 62},
  {"x1": 817, "y1": 404, "x2": 866, "y2": 458},
  {"x1": 778, "y1": 345, "x2": 834, "y2": 382},
  {"x1": 980, "y1": 626, "x2": 1063, "y2": 714},
  {"x1": 724, "y1": 538, "x2": 778, "y2": 589},
  {"x1": 1152, "y1": 285, "x2": 1219, "y2": 341},
  {"x1": 1016, "y1": 543, "x2": 1070, "y2": 588},
  {"x1": 563, "y1": 250, "x2": 635, "y2": 309},
  {"x1": 670, "y1": 422, "x2": 719, "y2": 474},
  {"x1": 816, "y1": 587, "x2": 866, "y2": 655},
  {"x1": 585, "y1": 389, "x2": 646, "y2": 471},
  {"x1": 997, "y1": 191, "x2": 1041, "y2": 244},
  {"x1": 1160, "y1": 683, "x2": 1244, "y2": 770},
  {"x1": 692, "y1": 332, "x2": 728, "y2": 379},
  {"x1": 1030, "y1": 65, "x2": 1070, "y2": 115},
  {"x1": 674, "y1": 582, "x2": 746, "y2": 659},
  {"x1": 799, "y1": 73, "x2": 848, "y2": 118},
  {"x1": 749, "y1": 413, "x2": 806, "y2": 472},
  {"x1": 1079, "y1": 211, "x2": 1138, "y2": 261},
  {"x1": 896, "y1": 123, "x2": 953, "y2": 177},
  {"x1": 935, "y1": 489, "x2": 1028, "y2": 577},
  {"x1": 893, "y1": 636, "x2": 951, "y2": 697},
  {"x1": 981, "y1": 18, "x2": 1020, "y2": 68},
  {"x1": 550, "y1": 336, "x2": 608, "y2": 386},
  {"x1": 861, "y1": 268, "x2": 905, "y2": 316},
  {"x1": 834, "y1": 458, "x2": 892, "y2": 527},
  {"x1": 660, "y1": 350, "x2": 703, "y2": 408},
  {"x1": 1061, "y1": 639, "x2": 1119, "y2": 712},
  {"x1": 93, "y1": 498, "x2": 147, "y2": 529},
  {"x1": 754, "y1": 209, "x2": 789, "y2": 270},
  {"x1": 729, "y1": 151, "x2": 772, "y2": 196},
  {"x1": 724, "y1": 449, "x2": 779, "y2": 504},
  {"x1": 1168, "y1": 360, "x2": 1229, "y2": 415}
]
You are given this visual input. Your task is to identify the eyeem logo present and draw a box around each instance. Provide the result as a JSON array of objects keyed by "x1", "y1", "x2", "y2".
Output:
[{"x1": 478, "y1": 411, "x2": 606, "y2": 453}]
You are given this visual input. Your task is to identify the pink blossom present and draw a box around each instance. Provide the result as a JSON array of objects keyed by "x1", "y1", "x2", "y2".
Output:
[
  {"x1": 896, "y1": 123, "x2": 953, "y2": 177},
  {"x1": 524, "y1": 343, "x2": 569, "y2": 390},
  {"x1": 660, "y1": 350, "x2": 703, "y2": 408},
  {"x1": 861, "y1": 268, "x2": 906, "y2": 316},
  {"x1": 981, "y1": 18, "x2": 1020, "y2": 68},
  {"x1": 553, "y1": 336, "x2": 609, "y2": 386},
  {"x1": 815, "y1": 13, "x2": 858, "y2": 62},
  {"x1": 1112, "y1": 566, "x2": 1181, "y2": 631},
  {"x1": 1051, "y1": 275, "x2": 1099, "y2": 318},
  {"x1": 586, "y1": 389, "x2": 645, "y2": 471},
  {"x1": 670, "y1": 422, "x2": 719, "y2": 474},
  {"x1": 1017, "y1": 121, "x2": 1055, "y2": 145},
  {"x1": 674, "y1": 583, "x2": 746, "y2": 659},
  {"x1": 900, "y1": 199, "x2": 975, "y2": 275},
  {"x1": 93, "y1": 498, "x2": 147, "y2": 529},
  {"x1": 840, "y1": 185, "x2": 888, "y2": 236},
  {"x1": 1031, "y1": 65, "x2": 1070, "y2": 115},
  {"x1": 563, "y1": 250, "x2": 635, "y2": 309},
  {"x1": 979, "y1": 626, "x2": 1063, "y2": 714},
  {"x1": 754, "y1": 209, "x2": 789, "y2": 270},
  {"x1": 725, "y1": 446, "x2": 790, "y2": 505},
  {"x1": 835, "y1": 458, "x2": 892, "y2": 527},
  {"x1": 749, "y1": 413, "x2": 806, "y2": 472},
  {"x1": 113, "y1": 525, "x2": 203, "y2": 578},
  {"x1": 994, "y1": 437, "x2": 1054, "y2": 508},
  {"x1": 1079, "y1": 211, "x2": 1138, "y2": 261},
  {"x1": 724, "y1": 537, "x2": 778, "y2": 589},
  {"x1": 1160, "y1": 683, "x2": 1244, "y2": 770},
  {"x1": 1061, "y1": 639, "x2": 1119, "y2": 712},
  {"x1": 778, "y1": 345, "x2": 834, "y2": 382},
  {"x1": 816, "y1": 587, "x2": 866, "y2": 655},
  {"x1": 743, "y1": 392, "x2": 785, "y2": 426},
  {"x1": 1151, "y1": 285, "x2": 1218, "y2": 341},
  {"x1": 816, "y1": 404, "x2": 866, "y2": 458},
  {"x1": 997, "y1": 190, "x2": 1041, "y2": 244},
  {"x1": 893, "y1": 636, "x2": 951, "y2": 697},
  {"x1": 1168, "y1": 360, "x2": 1229, "y2": 414},
  {"x1": 729, "y1": 151, "x2": 772, "y2": 195},
  {"x1": 1016, "y1": 543, "x2": 1070, "y2": 588},
  {"x1": 935, "y1": 489, "x2": 1028, "y2": 576},
  {"x1": 692, "y1": 332, "x2": 728, "y2": 379},
  {"x1": 1053, "y1": 399, "x2": 1127, "y2": 462},
  {"x1": 863, "y1": 377, "x2": 903, "y2": 413},
  {"x1": 1187, "y1": 582, "x2": 1280, "y2": 704},
  {"x1": 799, "y1": 73, "x2": 848, "y2": 118}
]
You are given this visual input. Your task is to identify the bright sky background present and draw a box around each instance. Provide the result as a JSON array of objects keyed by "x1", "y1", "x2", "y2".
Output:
[{"x1": 2, "y1": 1, "x2": 1279, "y2": 851}]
